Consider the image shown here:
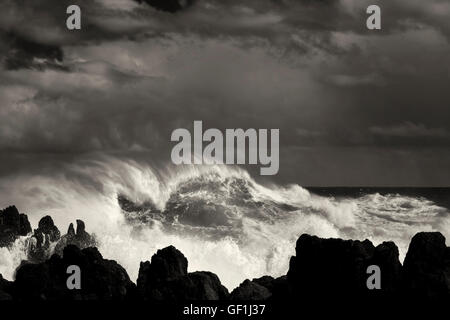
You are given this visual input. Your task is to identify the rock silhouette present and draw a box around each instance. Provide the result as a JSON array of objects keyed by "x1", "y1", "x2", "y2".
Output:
[
  {"x1": 230, "y1": 278, "x2": 272, "y2": 300},
  {"x1": 14, "y1": 245, "x2": 136, "y2": 300},
  {"x1": 0, "y1": 206, "x2": 31, "y2": 247},
  {"x1": 0, "y1": 274, "x2": 13, "y2": 300},
  {"x1": 27, "y1": 215, "x2": 61, "y2": 262},
  {"x1": 27, "y1": 216, "x2": 96, "y2": 263},
  {"x1": 286, "y1": 234, "x2": 404, "y2": 301},
  {"x1": 403, "y1": 232, "x2": 450, "y2": 300},
  {"x1": 54, "y1": 220, "x2": 97, "y2": 256},
  {"x1": 0, "y1": 206, "x2": 449, "y2": 303},
  {"x1": 137, "y1": 246, "x2": 229, "y2": 300}
]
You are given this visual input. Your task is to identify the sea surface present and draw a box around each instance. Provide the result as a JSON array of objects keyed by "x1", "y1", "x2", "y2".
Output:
[{"x1": 1, "y1": 162, "x2": 449, "y2": 290}]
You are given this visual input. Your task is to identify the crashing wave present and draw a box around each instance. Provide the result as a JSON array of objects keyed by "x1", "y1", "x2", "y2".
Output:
[{"x1": 1, "y1": 158, "x2": 449, "y2": 289}]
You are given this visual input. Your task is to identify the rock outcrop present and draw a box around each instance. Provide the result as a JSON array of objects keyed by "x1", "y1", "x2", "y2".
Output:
[
  {"x1": 281, "y1": 233, "x2": 448, "y2": 303},
  {"x1": 137, "y1": 246, "x2": 229, "y2": 300},
  {"x1": 0, "y1": 206, "x2": 31, "y2": 247},
  {"x1": 230, "y1": 275, "x2": 288, "y2": 301},
  {"x1": 26, "y1": 216, "x2": 96, "y2": 263},
  {"x1": 230, "y1": 278, "x2": 272, "y2": 300},
  {"x1": 403, "y1": 232, "x2": 450, "y2": 300},
  {"x1": 14, "y1": 245, "x2": 136, "y2": 300},
  {"x1": 287, "y1": 234, "x2": 379, "y2": 299},
  {"x1": 1, "y1": 205, "x2": 449, "y2": 303},
  {"x1": 54, "y1": 220, "x2": 97, "y2": 256},
  {"x1": 0, "y1": 274, "x2": 13, "y2": 300},
  {"x1": 27, "y1": 215, "x2": 61, "y2": 262}
]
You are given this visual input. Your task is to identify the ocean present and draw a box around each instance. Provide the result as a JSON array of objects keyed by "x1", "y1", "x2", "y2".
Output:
[{"x1": 1, "y1": 162, "x2": 449, "y2": 290}]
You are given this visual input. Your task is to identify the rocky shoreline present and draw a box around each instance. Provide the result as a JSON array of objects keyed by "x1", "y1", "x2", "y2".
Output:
[{"x1": 1, "y1": 205, "x2": 449, "y2": 302}]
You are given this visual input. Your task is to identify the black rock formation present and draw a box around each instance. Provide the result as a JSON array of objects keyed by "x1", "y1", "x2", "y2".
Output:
[
  {"x1": 0, "y1": 206, "x2": 32, "y2": 247},
  {"x1": 285, "y1": 234, "x2": 405, "y2": 302},
  {"x1": 0, "y1": 274, "x2": 13, "y2": 300},
  {"x1": 137, "y1": 245, "x2": 229, "y2": 300},
  {"x1": 27, "y1": 215, "x2": 61, "y2": 262},
  {"x1": 14, "y1": 245, "x2": 136, "y2": 300},
  {"x1": 230, "y1": 278, "x2": 272, "y2": 300},
  {"x1": 230, "y1": 275, "x2": 288, "y2": 301},
  {"x1": 54, "y1": 220, "x2": 97, "y2": 256},
  {"x1": 403, "y1": 232, "x2": 450, "y2": 300},
  {"x1": 1, "y1": 204, "x2": 449, "y2": 304}
]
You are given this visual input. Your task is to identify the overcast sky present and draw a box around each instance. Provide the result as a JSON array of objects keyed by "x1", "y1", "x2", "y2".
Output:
[{"x1": 0, "y1": 0, "x2": 449, "y2": 186}]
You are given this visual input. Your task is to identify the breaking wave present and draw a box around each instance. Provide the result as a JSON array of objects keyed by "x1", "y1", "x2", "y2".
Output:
[{"x1": 0, "y1": 156, "x2": 449, "y2": 289}]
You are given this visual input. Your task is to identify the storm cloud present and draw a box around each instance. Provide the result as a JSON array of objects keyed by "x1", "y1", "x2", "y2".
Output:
[{"x1": 0, "y1": 0, "x2": 449, "y2": 187}]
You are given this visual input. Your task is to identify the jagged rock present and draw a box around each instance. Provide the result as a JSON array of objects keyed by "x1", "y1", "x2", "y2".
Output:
[
  {"x1": 252, "y1": 276, "x2": 276, "y2": 292},
  {"x1": 1, "y1": 205, "x2": 449, "y2": 304},
  {"x1": 144, "y1": 246, "x2": 188, "y2": 281},
  {"x1": 157, "y1": 271, "x2": 229, "y2": 300},
  {"x1": 286, "y1": 234, "x2": 402, "y2": 301},
  {"x1": 27, "y1": 216, "x2": 61, "y2": 262},
  {"x1": 137, "y1": 246, "x2": 228, "y2": 300},
  {"x1": 0, "y1": 274, "x2": 13, "y2": 300},
  {"x1": 54, "y1": 220, "x2": 97, "y2": 256},
  {"x1": 0, "y1": 206, "x2": 32, "y2": 247},
  {"x1": 230, "y1": 279, "x2": 272, "y2": 300},
  {"x1": 37, "y1": 216, "x2": 61, "y2": 242},
  {"x1": 403, "y1": 232, "x2": 450, "y2": 299},
  {"x1": 68, "y1": 223, "x2": 75, "y2": 237},
  {"x1": 230, "y1": 275, "x2": 288, "y2": 301},
  {"x1": 371, "y1": 241, "x2": 402, "y2": 294},
  {"x1": 14, "y1": 245, "x2": 136, "y2": 300}
]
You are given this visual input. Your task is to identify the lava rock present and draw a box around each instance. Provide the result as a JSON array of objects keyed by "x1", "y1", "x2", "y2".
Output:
[
  {"x1": 14, "y1": 245, "x2": 136, "y2": 300},
  {"x1": 36, "y1": 216, "x2": 61, "y2": 242},
  {"x1": 0, "y1": 274, "x2": 13, "y2": 300},
  {"x1": 227, "y1": 275, "x2": 289, "y2": 301},
  {"x1": 230, "y1": 279, "x2": 272, "y2": 300},
  {"x1": 288, "y1": 234, "x2": 374, "y2": 294},
  {"x1": 403, "y1": 232, "x2": 450, "y2": 299},
  {"x1": 137, "y1": 246, "x2": 228, "y2": 300},
  {"x1": 54, "y1": 220, "x2": 97, "y2": 256},
  {"x1": 286, "y1": 234, "x2": 401, "y2": 301},
  {"x1": 27, "y1": 216, "x2": 61, "y2": 262},
  {"x1": 0, "y1": 206, "x2": 32, "y2": 247},
  {"x1": 371, "y1": 241, "x2": 402, "y2": 294}
]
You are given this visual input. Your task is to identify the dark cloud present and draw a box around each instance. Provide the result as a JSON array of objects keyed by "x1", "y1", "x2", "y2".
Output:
[
  {"x1": 0, "y1": 0, "x2": 449, "y2": 186},
  {"x1": 2, "y1": 33, "x2": 66, "y2": 71},
  {"x1": 135, "y1": 0, "x2": 195, "y2": 13}
]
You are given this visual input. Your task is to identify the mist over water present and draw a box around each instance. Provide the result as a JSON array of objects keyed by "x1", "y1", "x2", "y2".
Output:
[{"x1": 0, "y1": 156, "x2": 449, "y2": 290}]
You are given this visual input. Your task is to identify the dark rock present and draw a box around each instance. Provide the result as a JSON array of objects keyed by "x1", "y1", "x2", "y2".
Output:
[
  {"x1": 403, "y1": 232, "x2": 450, "y2": 299},
  {"x1": 0, "y1": 206, "x2": 32, "y2": 247},
  {"x1": 155, "y1": 271, "x2": 229, "y2": 300},
  {"x1": 230, "y1": 279, "x2": 271, "y2": 300},
  {"x1": 14, "y1": 245, "x2": 136, "y2": 300},
  {"x1": 137, "y1": 246, "x2": 228, "y2": 300},
  {"x1": 270, "y1": 275, "x2": 289, "y2": 300},
  {"x1": 37, "y1": 216, "x2": 61, "y2": 242},
  {"x1": 371, "y1": 241, "x2": 402, "y2": 294},
  {"x1": 27, "y1": 216, "x2": 61, "y2": 262},
  {"x1": 0, "y1": 274, "x2": 13, "y2": 300},
  {"x1": 287, "y1": 234, "x2": 376, "y2": 299},
  {"x1": 149, "y1": 246, "x2": 188, "y2": 280},
  {"x1": 54, "y1": 220, "x2": 97, "y2": 256},
  {"x1": 228, "y1": 274, "x2": 290, "y2": 301},
  {"x1": 68, "y1": 223, "x2": 75, "y2": 237},
  {"x1": 252, "y1": 276, "x2": 275, "y2": 292}
]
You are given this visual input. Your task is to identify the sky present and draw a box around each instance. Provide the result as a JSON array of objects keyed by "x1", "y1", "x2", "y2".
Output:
[{"x1": 0, "y1": 0, "x2": 449, "y2": 187}]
